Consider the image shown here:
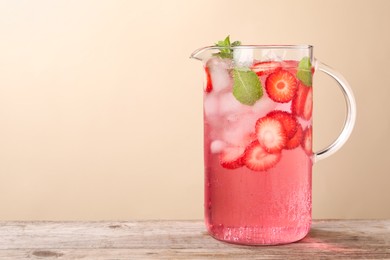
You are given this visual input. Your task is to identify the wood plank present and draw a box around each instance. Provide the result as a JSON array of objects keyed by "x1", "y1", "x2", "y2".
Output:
[{"x1": 0, "y1": 220, "x2": 389, "y2": 259}]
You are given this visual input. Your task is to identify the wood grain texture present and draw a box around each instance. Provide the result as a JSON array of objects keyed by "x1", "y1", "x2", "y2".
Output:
[{"x1": 0, "y1": 220, "x2": 389, "y2": 259}]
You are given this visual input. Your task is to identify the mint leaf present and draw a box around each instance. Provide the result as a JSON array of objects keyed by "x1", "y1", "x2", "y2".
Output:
[
  {"x1": 231, "y1": 41, "x2": 241, "y2": 47},
  {"x1": 297, "y1": 57, "x2": 312, "y2": 86},
  {"x1": 214, "y1": 35, "x2": 241, "y2": 59},
  {"x1": 232, "y1": 68, "x2": 263, "y2": 106}
]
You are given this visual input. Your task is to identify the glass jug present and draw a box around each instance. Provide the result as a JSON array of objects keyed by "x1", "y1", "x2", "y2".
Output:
[{"x1": 190, "y1": 44, "x2": 356, "y2": 245}]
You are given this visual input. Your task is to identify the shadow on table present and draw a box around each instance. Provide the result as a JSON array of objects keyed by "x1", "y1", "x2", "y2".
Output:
[{"x1": 299, "y1": 227, "x2": 372, "y2": 253}]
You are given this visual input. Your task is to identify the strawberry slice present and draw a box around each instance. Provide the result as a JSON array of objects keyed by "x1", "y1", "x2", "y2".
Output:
[
  {"x1": 267, "y1": 110, "x2": 298, "y2": 139},
  {"x1": 204, "y1": 66, "x2": 213, "y2": 93},
  {"x1": 265, "y1": 70, "x2": 298, "y2": 103},
  {"x1": 255, "y1": 116, "x2": 287, "y2": 153},
  {"x1": 219, "y1": 146, "x2": 245, "y2": 169},
  {"x1": 301, "y1": 126, "x2": 312, "y2": 155},
  {"x1": 291, "y1": 82, "x2": 313, "y2": 120},
  {"x1": 251, "y1": 61, "x2": 281, "y2": 76},
  {"x1": 243, "y1": 141, "x2": 281, "y2": 171},
  {"x1": 302, "y1": 87, "x2": 313, "y2": 120},
  {"x1": 285, "y1": 122, "x2": 303, "y2": 150},
  {"x1": 291, "y1": 82, "x2": 306, "y2": 116}
]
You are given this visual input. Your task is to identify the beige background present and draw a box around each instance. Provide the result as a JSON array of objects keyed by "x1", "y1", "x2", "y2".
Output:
[{"x1": 0, "y1": 0, "x2": 389, "y2": 220}]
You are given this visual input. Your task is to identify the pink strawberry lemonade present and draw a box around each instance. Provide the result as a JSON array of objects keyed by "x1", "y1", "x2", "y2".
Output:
[{"x1": 203, "y1": 57, "x2": 314, "y2": 245}]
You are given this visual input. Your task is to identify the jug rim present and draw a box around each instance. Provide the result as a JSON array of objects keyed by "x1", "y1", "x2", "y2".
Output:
[
  {"x1": 205, "y1": 44, "x2": 312, "y2": 48},
  {"x1": 190, "y1": 44, "x2": 313, "y2": 60}
]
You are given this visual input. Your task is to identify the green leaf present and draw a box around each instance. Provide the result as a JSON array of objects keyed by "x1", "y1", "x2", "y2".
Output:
[
  {"x1": 223, "y1": 35, "x2": 230, "y2": 46},
  {"x1": 231, "y1": 41, "x2": 241, "y2": 47},
  {"x1": 297, "y1": 57, "x2": 313, "y2": 86},
  {"x1": 214, "y1": 35, "x2": 241, "y2": 59},
  {"x1": 232, "y1": 68, "x2": 263, "y2": 106}
]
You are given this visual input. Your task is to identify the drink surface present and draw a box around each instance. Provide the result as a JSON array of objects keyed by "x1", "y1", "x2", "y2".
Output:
[{"x1": 203, "y1": 56, "x2": 313, "y2": 245}]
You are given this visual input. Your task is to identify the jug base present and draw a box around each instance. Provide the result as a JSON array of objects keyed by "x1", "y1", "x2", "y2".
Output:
[{"x1": 206, "y1": 223, "x2": 311, "y2": 245}]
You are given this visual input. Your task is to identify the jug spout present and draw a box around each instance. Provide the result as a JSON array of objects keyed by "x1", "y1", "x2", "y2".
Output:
[
  {"x1": 191, "y1": 45, "x2": 254, "y2": 66},
  {"x1": 191, "y1": 36, "x2": 243, "y2": 62},
  {"x1": 190, "y1": 46, "x2": 215, "y2": 62}
]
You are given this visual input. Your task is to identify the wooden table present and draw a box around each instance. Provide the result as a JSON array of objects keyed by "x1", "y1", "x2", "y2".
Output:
[{"x1": 0, "y1": 220, "x2": 389, "y2": 259}]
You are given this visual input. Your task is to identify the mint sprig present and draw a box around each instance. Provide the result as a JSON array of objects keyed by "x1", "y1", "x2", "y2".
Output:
[
  {"x1": 297, "y1": 57, "x2": 313, "y2": 86},
  {"x1": 214, "y1": 35, "x2": 241, "y2": 59},
  {"x1": 213, "y1": 36, "x2": 262, "y2": 106},
  {"x1": 232, "y1": 68, "x2": 263, "y2": 106}
]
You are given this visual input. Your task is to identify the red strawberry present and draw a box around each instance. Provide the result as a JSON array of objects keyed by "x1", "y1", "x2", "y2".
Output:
[
  {"x1": 266, "y1": 70, "x2": 298, "y2": 103},
  {"x1": 301, "y1": 126, "x2": 312, "y2": 155},
  {"x1": 302, "y1": 87, "x2": 313, "y2": 120},
  {"x1": 291, "y1": 82, "x2": 313, "y2": 120},
  {"x1": 255, "y1": 116, "x2": 287, "y2": 153},
  {"x1": 243, "y1": 141, "x2": 281, "y2": 171},
  {"x1": 267, "y1": 110, "x2": 298, "y2": 139},
  {"x1": 204, "y1": 66, "x2": 213, "y2": 93},
  {"x1": 285, "y1": 123, "x2": 303, "y2": 150},
  {"x1": 219, "y1": 146, "x2": 245, "y2": 169},
  {"x1": 251, "y1": 61, "x2": 281, "y2": 76},
  {"x1": 291, "y1": 83, "x2": 306, "y2": 115}
]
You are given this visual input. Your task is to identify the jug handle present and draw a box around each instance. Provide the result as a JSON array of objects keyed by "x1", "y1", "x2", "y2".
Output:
[{"x1": 313, "y1": 60, "x2": 357, "y2": 163}]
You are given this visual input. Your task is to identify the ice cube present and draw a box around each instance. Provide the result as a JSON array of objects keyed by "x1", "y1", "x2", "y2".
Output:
[
  {"x1": 219, "y1": 92, "x2": 251, "y2": 116},
  {"x1": 210, "y1": 140, "x2": 227, "y2": 154},
  {"x1": 207, "y1": 57, "x2": 233, "y2": 93},
  {"x1": 233, "y1": 48, "x2": 254, "y2": 67},
  {"x1": 263, "y1": 49, "x2": 286, "y2": 61},
  {"x1": 211, "y1": 69, "x2": 233, "y2": 93},
  {"x1": 223, "y1": 126, "x2": 245, "y2": 146},
  {"x1": 222, "y1": 113, "x2": 258, "y2": 146},
  {"x1": 251, "y1": 92, "x2": 277, "y2": 117},
  {"x1": 203, "y1": 93, "x2": 219, "y2": 117}
]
